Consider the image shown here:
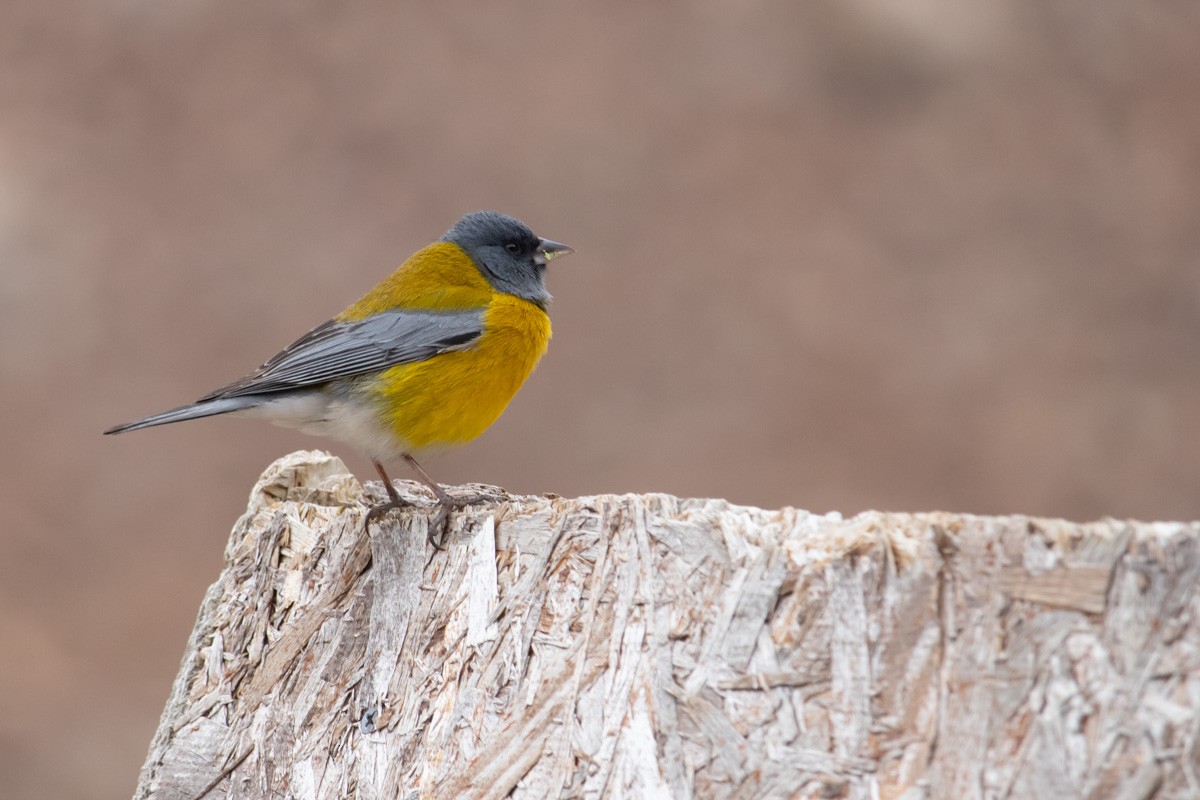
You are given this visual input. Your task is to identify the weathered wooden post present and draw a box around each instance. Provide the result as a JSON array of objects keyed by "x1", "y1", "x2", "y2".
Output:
[{"x1": 134, "y1": 451, "x2": 1200, "y2": 799}]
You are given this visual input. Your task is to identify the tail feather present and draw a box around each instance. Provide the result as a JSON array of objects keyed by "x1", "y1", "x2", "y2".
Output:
[{"x1": 104, "y1": 396, "x2": 263, "y2": 435}]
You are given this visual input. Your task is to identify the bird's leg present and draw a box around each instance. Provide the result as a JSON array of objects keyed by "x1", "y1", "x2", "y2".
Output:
[
  {"x1": 402, "y1": 454, "x2": 496, "y2": 549},
  {"x1": 363, "y1": 460, "x2": 413, "y2": 531}
]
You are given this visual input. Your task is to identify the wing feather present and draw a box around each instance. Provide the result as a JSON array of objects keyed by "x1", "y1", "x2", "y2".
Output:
[{"x1": 201, "y1": 308, "x2": 485, "y2": 399}]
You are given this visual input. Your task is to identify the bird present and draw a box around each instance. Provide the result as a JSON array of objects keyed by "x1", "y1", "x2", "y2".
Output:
[{"x1": 105, "y1": 210, "x2": 574, "y2": 547}]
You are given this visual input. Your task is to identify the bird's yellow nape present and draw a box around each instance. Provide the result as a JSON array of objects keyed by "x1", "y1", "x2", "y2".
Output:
[{"x1": 336, "y1": 242, "x2": 494, "y2": 321}]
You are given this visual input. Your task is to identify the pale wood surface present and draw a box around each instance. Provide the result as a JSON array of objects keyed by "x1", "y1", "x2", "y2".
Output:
[{"x1": 134, "y1": 451, "x2": 1200, "y2": 800}]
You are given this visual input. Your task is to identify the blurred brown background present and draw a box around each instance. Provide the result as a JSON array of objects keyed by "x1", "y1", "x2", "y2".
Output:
[{"x1": 3, "y1": 1, "x2": 1199, "y2": 797}]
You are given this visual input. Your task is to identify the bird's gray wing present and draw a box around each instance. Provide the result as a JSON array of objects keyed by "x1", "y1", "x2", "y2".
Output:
[{"x1": 202, "y1": 308, "x2": 485, "y2": 399}]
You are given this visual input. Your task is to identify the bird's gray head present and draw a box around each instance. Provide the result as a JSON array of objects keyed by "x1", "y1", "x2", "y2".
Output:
[{"x1": 441, "y1": 211, "x2": 573, "y2": 308}]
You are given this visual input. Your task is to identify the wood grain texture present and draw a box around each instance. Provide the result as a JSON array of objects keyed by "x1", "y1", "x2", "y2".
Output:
[{"x1": 134, "y1": 452, "x2": 1200, "y2": 800}]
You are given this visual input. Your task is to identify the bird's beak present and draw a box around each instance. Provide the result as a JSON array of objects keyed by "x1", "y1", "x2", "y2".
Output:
[{"x1": 534, "y1": 238, "x2": 574, "y2": 267}]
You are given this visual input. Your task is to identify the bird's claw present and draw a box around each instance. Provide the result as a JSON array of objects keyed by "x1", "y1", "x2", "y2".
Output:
[
  {"x1": 363, "y1": 498, "x2": 411, "y2": 531},
  {"x1": 361, "y1": 497, "x2": 456, "y2": 552},
  {"x1": 425, "y1": 492, "x2": 502, "y2": 550},
  {"x1": 363, "y1": 490, "x2": 503, "y2": 551},
  {"x1": 442, "y1": 492, "x2": 502, "y2": 508}
]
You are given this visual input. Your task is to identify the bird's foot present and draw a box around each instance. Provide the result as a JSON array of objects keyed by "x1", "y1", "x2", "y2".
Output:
[
  {"x1": 367, "y1": 456, "x2": 506, "y2": 550},
  {"x1": 363, "y1": 496, "x2": 413, "y2": 532},
  {"x1": 364, "y1": 494, "x2": 492, "y2": 551},
  {"x1": 426, "y1": 492, "x2": 500, "y2": 550},
  {"x1": 363, "y1": 466, "x2": 415, "y2": 532},
  {"x1": 442, "y1": 489, "x2": 506, "y2": 507}
]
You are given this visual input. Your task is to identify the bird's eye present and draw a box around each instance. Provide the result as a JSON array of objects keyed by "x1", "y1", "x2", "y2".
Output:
[{"x1": 505, "y1": 242, "x2": 521, "y2": 255}]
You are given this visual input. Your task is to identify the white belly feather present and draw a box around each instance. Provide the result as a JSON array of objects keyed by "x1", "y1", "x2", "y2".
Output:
[{"x1": 237, "y1": 389, "x2": 409, "y2": 461}]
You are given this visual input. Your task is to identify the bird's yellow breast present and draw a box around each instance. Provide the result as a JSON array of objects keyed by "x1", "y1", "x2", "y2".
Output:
[{"x1": 366, "y1": 291, "x2": 552, "y2": 452}]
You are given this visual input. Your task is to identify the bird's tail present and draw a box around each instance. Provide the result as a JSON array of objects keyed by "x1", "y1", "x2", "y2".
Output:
[{"x1": 104, "y1": 396, "x2": 262, "y2": 435}]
